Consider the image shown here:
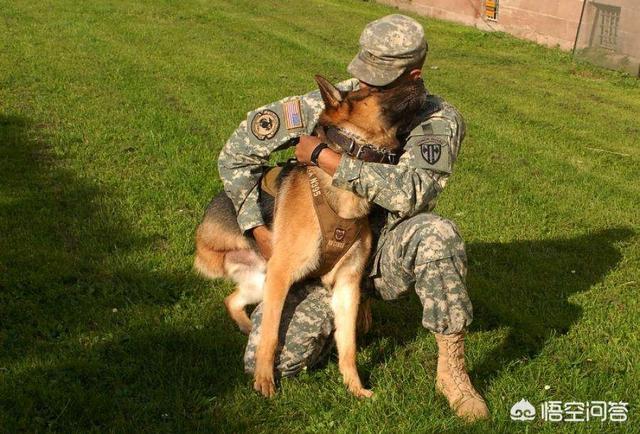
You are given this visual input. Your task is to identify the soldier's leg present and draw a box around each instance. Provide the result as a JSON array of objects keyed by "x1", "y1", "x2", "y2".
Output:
[
  {"x1": 244, "y1": 280, "x2": 335, "y2": 378},
  {"x1": 373, "y1": 213, "x2": 488, "y2": 421}
]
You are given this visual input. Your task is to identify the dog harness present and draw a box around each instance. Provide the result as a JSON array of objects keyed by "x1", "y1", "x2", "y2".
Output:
[
  {"x1": 260, "y1": 165, "x2": 364, "y2": 276},
  {"x1": 306, "y1": 167, "x2": 365, "y2": 276}
]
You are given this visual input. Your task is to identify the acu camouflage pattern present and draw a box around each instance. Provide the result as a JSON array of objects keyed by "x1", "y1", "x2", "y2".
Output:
[
  {"x1": 348, "y1": 14, "x2": 428, "y2": 87},
  {"x1": 331, "y1": 95, "x2": 466, "y2": 273},
  {"x1": 219, "y1": 12, "x2": 467, "y2": 373},
  {"x1": 373, "y1": 213, "x2": 473, "y2": 334},
  {"x1": 219, "y1": 81, "x2": 466, "y2": 274},
  {"x1": 244, "y1": 283, "x2": 335, "y2": 377}
]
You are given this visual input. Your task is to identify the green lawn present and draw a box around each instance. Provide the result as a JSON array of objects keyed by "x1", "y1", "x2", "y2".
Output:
[{"x1": 1, "y1": 0, "x2": 639, "y2": 432}]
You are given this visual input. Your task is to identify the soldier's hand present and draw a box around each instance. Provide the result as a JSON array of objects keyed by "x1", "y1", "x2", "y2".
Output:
[
  {"x1": 295, "y1": 135, "x2": 340, "y2": 176},
  {"x1": 252, "y1": 225, "x2": 272, "y2": 260},
  {"x1": 295, "y1": 135, "x2": 322, "y2": 165}
]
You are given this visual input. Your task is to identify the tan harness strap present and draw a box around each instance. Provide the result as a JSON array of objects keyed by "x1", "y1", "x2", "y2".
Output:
[
  {"x1": 260, "y1": 166, "x2": 283, "y2": 197},
  {"x1": 306, "y1": 167, "x2": 364, "y2": 276}
]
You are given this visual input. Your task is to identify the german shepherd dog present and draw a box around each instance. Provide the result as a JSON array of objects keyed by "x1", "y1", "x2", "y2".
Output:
[{"x1": 195, "y1": 75, "x2": 426, "y2": 398}]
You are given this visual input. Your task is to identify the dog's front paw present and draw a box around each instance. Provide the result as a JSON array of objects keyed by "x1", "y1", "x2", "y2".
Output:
[
  {"x1": 349, "y1": 385, "x2": 374, "y2": 399},
  {"x1": 253, "y1": 367, "x2": 276, "y2": 398},
  {"x1": 343, "y1": 375, "x2": 373, "y2": 399},
  {"x1": 253, "y1": 376, "x2": 276, "y2": 397}
]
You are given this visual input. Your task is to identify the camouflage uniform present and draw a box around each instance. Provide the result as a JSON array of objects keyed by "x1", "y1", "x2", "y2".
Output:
[{"x1": 217, "y1": 15, "x2": 473, "y2": 377}]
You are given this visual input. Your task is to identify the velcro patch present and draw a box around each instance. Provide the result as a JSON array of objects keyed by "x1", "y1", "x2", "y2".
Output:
[
  {"x1": 251, "y1": 110, "x2": 280, "y2": 140},
  {"x1": 407, "y1": 137, "x2": 452, "y2": 173},
  {"x1": 282, "y1": 99, "x2": 304, "y2": 130},
  {"x1": 421, "y1": 142, "x2": 442, "y2": 164}
]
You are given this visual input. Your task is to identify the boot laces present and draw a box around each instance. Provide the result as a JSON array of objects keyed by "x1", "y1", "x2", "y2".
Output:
[{"x1": 443, "y1": 337, "x2": 482, "y2": 402}]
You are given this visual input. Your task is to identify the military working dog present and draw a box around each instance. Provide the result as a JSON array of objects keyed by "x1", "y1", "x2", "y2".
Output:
[{"x1": 194, "y1": 75, "x2": 426, "y2": 398}]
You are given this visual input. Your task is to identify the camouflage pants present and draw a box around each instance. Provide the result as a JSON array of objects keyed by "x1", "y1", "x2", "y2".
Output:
[{"x1": 244, "y1": 213, "x2": 473, "y2": 377}]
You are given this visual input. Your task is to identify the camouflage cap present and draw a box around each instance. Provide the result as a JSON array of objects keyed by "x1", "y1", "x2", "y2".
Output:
[{"x1": 348, "y1": 14, "x2": 428, "y2": 87}]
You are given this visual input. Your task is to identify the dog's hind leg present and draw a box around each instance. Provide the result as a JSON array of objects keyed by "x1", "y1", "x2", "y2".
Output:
[{"x1": 223, "y1": 250, "x2": 266, "y2": 334}]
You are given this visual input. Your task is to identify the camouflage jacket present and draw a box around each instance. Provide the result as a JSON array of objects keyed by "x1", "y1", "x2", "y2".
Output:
[{"x1": 218, "y1": 78, "x2": 466, "y2": 275}]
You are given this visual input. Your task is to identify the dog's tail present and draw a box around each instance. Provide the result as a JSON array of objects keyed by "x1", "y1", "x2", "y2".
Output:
[{"x1": 194, "y1": 192, "x2": 252, "y2": 279}]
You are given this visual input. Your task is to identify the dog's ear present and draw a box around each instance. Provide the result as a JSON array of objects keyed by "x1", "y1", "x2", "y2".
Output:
[{"x1": 315, "y1": 75, "x2": 343, "y2": 109}]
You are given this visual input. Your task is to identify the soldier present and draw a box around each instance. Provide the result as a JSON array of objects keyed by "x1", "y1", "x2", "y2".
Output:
[{"x1": 217, "y1": 14, "x2": 489, "y2": 421}]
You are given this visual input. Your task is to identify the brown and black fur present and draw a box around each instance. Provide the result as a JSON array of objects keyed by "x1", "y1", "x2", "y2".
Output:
[{"x1": 195, "y1": 75, "x2": 426, "y2": 398}]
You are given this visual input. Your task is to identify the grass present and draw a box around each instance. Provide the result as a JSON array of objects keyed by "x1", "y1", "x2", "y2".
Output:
[{"x1": 1, "y1": 0, "x2": 639, "y2": 432}]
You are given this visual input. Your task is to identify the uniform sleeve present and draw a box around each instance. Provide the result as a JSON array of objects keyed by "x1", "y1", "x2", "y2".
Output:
[
  {"x1": 218, "y1": 78, "x2": 359, "y2": 233},
  {"x1": 331, "y1": 102, "x2": 466, "y2": 218}
]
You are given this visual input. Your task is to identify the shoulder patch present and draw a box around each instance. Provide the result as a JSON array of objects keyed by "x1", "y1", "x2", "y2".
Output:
[
  {"x1": 282, "y1": 99, "x2": 304, "y2": 130},
  {"x1": 251, "y1": 110, "x2": 280, "y2": 140},
  {"x1": 404, "y1": 136, "x2": 452, "y2": 174},
  {"x1": 421, "y1": 142, "x2": 442, "y2": 165}
]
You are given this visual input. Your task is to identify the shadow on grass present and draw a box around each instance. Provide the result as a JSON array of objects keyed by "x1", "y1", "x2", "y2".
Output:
[
  {"x1": 467, "y1": 228, "x2": 635, "y2": 385},
  {"x1": 0, "y1": 114, "x2": 182, "y2": 359},
  {"x1": 0, "y1": 115, "x2": 247, "y2": 431},
  {"x1": 363, "y1": 227, "x2": 634, "y2": 387}
]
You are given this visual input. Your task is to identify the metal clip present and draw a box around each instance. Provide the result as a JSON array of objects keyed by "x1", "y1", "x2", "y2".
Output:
[
  {"x1": 378, "y1": 151, "x2": 388, "y2": 163},
  {"x1": 347, "y1": 138, "x2": 357, "y2": 155},
  {"x1": 356, "y1": 145, "x2": 372, "y2": 160}
]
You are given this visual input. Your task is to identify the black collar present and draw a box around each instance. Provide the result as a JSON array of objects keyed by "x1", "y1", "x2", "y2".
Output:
[{"x1": 325, "y1": 126, "x2": 399, "y2": 165}]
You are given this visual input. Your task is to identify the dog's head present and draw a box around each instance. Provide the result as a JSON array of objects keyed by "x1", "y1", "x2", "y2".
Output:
[{"x1": 314, "y1": 75, "x2": 426, "y2": 153}]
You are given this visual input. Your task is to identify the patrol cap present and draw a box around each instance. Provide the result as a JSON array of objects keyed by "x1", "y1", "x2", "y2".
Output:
[{"x1": 348, "y1": 14, "x2": 428, "y2": 87}]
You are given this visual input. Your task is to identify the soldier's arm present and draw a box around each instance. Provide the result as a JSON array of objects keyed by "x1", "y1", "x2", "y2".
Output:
[
  {"x1": 218, "y1": 78, "x2": 359, "y2": 233},
  {"x1": 331, "y1": 102, "x2": 465, "y2": 218}
]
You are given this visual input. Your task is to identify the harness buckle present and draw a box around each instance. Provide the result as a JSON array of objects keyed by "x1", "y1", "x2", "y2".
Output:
[
  {"x1": 356, "y1": 144, "x2": 372, "y2": 160},
  {"x1": 347, "y1": 138, "x2": 357, "y2": 154},
  {"x1": 386, "y1": 152, "x2": 397, "y2": 164}
]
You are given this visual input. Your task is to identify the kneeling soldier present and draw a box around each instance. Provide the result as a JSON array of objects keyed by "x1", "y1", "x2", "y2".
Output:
[{"x1": 218, "y1": 14, "x2": 489, "y2": 421}]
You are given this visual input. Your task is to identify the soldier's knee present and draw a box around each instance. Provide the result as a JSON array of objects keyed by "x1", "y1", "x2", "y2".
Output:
[
  {"x1": 244, "y1": 284, "x2": 335, "y2": 377},
  {"x1": 373, "y1": 214, "x2": 466, "y2": 301},
  {"x1": 401, "y1": 214, "x2": 465, "y2": 261}
]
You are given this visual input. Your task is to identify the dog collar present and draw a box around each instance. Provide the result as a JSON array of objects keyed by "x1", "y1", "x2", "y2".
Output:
[{"x1": 325, "y1": 126, "x2": 399, "y2": 165}]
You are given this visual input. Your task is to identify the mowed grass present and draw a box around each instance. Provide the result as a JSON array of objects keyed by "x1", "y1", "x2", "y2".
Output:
[{"x1": 1, "y1": 0, "x2": 639, "y2": 432}]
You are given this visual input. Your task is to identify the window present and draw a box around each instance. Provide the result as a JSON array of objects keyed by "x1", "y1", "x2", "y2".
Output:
[
  {"x1": 485, "y1": 0, "x2": 498, "y2": 21},
  {"x1": 595, "y1": 3, "x2": 621, "y2": 50}
]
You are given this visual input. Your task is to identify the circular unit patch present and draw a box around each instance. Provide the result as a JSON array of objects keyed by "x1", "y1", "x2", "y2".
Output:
[{"x1": 251, "y1": 110, "x2": 280, "y2": 140}]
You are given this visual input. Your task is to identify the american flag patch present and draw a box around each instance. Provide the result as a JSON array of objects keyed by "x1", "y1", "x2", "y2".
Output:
[{"x1": 282, "y1": 99, "x2": 304, "y2": 130}]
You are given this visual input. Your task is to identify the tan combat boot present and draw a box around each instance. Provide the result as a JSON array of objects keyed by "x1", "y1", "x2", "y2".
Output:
[{"x1": 434, "y1": 332, "x2": 489, "y2": 422}]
